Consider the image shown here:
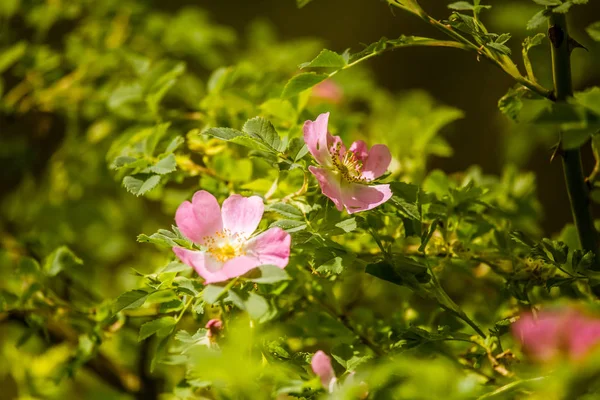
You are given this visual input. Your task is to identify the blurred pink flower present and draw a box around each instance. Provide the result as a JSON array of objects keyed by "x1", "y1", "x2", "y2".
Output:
[
  {"x1": 173, "y1": 191, "x2": 291, "y2": 284},
  {"x1": 304, "y1": 112, "x2": 392, "y2": 214},
  {"x1": 512, "y1": 308, "x2": 600, "y2": 362},
  {"x1": 311, "y1": 350, "x2": 337, "y2": 392},
  {"x1": 205, "y1": 319, "x2": 223, "y2": 338},
  {"x1": 312, "y1": 80, "x2": 343, "y2": 103}
]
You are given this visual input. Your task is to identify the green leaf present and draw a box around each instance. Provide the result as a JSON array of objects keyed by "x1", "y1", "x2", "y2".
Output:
[
  {"x1": 419, "y1": 220, "x2": 440, "y2": 253},
  {"x1": 123, "y1": 175, "x2": 161, "y2": 196},
  {"x1": 448, "y1": 1, "x2": 476, "y2": 10},
  {"x1": 390, "y1": 182, "x2": 421, "y2": 220},
  {"x1": 244, "y1": 292, "x2": 270, "y2": 320},
  {"x1": 366, "y1": 257, "x2": 430, "y2": 288},
  {"x1": 165, "y1": 136, "x2": 185, "y2": 154},
  {"x1": 242, "y1": 117, "x2": 284, "y2": 152},
  {"x1": 574, "y1": 87, "x2": 600, "y2": 116},
  {"x1": 0, "y1": 41, "x2": 27, "y2": 73},
  {"x1": 111, "y1": 156, "x2": 138, "y2": 170},
  {"x1": 44, "y1": 246, "x2": 83, "y2": 276},
  {"x1": 145, "y1": 62, "x2": 185, "y2": 116},
  {"x1": 17, "y1": 257, "x2": 41, "y2": 276},
  {"x1": 299, "y1": 49, "x2": 348, "y2": 69},
  {"x1": 144, "y1": 123, "x2": 170, "y2": 156},
  {"x1": 572, "y1": 249, "x2": 595, "y2": 272},
  {"x1": 527, "y1": 9, "x2": 551, "y2": 30},
  {"x1": 553, "y1": 1, "x2": 574, "y2": 13},
  {"x1": 204, "y1": 127, "x2": 273, "y2": 153},
  {"x1": 270, "y1": 219, "x2": 307, "y2": 232},
  {"x1": 149, "y1": 154, "x2": 177, "y2": 175},
  {"x1": 587, "y1": 21, "x2": 600, "y2": 42},
  {"x1": 203, "y1": 285, "x2": 226, "y2": 304},
  {"x1": 498, "y1": 86, "x2": 526, "y2": 121},
  {"x1": 487, "y1": 42, "x2": 511, "y2": 56},
  {"x1": 113, "y1": 289, "x2": 152, "y2": 314},
  {"x1": 150, "y1": 334, "x2": 171, "y2": 373},
  {"x1": 139, "y1": 317, "x2": 177, "y2": 341},
  {"x1": 266, "y1": 203, "x2": 304, "y2": 219},
  {"x1": 532, "y1": 0, "x2": 562, "y2": 5},
  {"x1": 523, "y1": 33, "x2": 546, "y2": 81},
  {"x1": 316, "y1": 256, "x2": 345, "y2": 274},
  {"x1": 286, "y1": 137, "x2": 309, "y2": 162},
  {"x1": 108, "y1": 83, "x2": 143, "y2": 114},
  {"x1": 249, "y1": 265, "x2": 291, "y2": 284},
  {"x1": 138, "y1": 229, "x2": 188, "y2": 248},
  {"x1": 281, "y1": 72, "x2": 328, "y2": 99}
]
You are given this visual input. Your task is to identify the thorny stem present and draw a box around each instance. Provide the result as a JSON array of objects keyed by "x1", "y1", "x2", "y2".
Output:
[
  {"x1": 299, "y1": 266, "x2": 385, "y2": 356},
  {"x1": 549, "y1": 13, "x2": 599, "y2": 266},
  {"x1": 309, "y1": 292, "x2": 385, "y2": 357},
  {"x1": 386, "y1": 0, "x2": 552, "y2": 100}
]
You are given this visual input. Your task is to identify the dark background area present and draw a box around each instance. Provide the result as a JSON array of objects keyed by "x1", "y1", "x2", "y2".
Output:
[{"x1": 195, "y1": 0, "x2": 600, "y2": 236}]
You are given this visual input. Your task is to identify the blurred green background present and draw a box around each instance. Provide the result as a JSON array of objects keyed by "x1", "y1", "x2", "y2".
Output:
[{"x1": 2, "y1": 0, "x2": 600, "y2": 234}]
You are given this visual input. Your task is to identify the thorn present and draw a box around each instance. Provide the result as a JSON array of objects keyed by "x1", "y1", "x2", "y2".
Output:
[
  {"x1": 550, "y1": 142, "x2": 563, "y2": 163},
  {"x1": 568, "y1": 37, "x2": 588, "y2": 54}
]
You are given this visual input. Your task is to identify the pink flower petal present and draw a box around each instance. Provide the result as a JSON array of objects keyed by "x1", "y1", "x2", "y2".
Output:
[
  {"x1": 220, "y1": 255, "x2": 262, "y2": 279},
  {"x1": 309, "y1": 166, "x2": 344, "y2": 211},
  {"x1": 311, "y1": 351, "x2": 336, "y2": 388},
  {"x1": 175, "y1": 191, "x2": 223, "y2": 245},
  {"x1": 205, "y1": 319, "x2": 223, "y2": 338},
  {"x1": 172, "y1": 247, "x2": 228, "y2": 284},
  {"x1": 362, "y1": 144, "x2": 391, "y2": 181},
  {"x1": 304, "y1": 113, "x2": 333, "y2": 166},
  {"x1": 246, "y1": 227, "x2": 291, "y2": 268},
  {"x1": 329, "y1": 135, "x2": 346, "y2": 160},
  {"x1": 349, "y1": 140, "x2": 369, "y2": 163},
  {"x1": 512, "y1": 312, "x2": 564, "y2": 362},
  {"x1": 340, "y1": 182, "x2": 392, "y2": 214},
  {"x1": 221, "y1": 195, "x2": 264, "y2": 238},
  {"x1": 566, "y1": 314, "x2": 600, "y2": 359}
]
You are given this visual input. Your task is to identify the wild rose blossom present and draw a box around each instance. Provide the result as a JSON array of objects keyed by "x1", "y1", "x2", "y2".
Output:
[
  {"x1": 512, "y1": 308, "x2": 600, "y2": 362},
  {"x1": 311, "y1": 350, "x2": 337, "y2": 392},
  {"x1": 304, "y1": 112, "x2": 392, "y2": 214},
  {"x1": 173, "y1": 190, "x2": 291, "y2": 284}
]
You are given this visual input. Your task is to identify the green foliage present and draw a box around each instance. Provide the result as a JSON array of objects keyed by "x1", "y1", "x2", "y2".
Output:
[{"x1": 1, "y1": 0, "x2": 600, "y2": 399}]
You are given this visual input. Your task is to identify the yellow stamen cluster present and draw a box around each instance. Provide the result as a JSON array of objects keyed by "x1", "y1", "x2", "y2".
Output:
[
  {"x1": 203, "y1": 230, "x2": 246, "y2": 262},
  {"x1": 330, "y1": 142, "x2": 366, "y2": 183}
]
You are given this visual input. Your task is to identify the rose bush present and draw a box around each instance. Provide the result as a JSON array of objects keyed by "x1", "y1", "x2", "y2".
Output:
[{"x1": 2, "y1": 0, "x2": 600, "y2": 399}]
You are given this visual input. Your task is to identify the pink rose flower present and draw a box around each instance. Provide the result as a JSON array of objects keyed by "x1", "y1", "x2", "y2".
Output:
[
  {"x1": 311, "y1": 350, "x2": 337, "y2": 392},
  {"x1": 312, "y1": 80, "x2": 343, "y2": 104},
  {"x1": 512, "y1": 308, "x2": 600, "y2": 362},
  {"x1": 304, "y1": 113, "x2": 393, "y2": 214},
  {"x1": 173, "y1": 191, "x2": 291, "y2": 284}
]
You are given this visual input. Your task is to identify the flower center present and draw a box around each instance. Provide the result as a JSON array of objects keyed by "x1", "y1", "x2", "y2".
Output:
[
  {"x1": 203, "y1": 230, "x2": 246, "y2": 263},
  {"x1": 331, "y1": 143, "x2": 365, "y2": 183}
]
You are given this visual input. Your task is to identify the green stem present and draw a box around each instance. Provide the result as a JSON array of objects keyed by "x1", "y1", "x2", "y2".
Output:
[
  {"x1": 428, "y1": 271, "x2": 487, "y2": 338},
  {"x1": 549, "y1": 13, "x2": 599, "y2": 265},
  {"x1": 387, "y1": 0, "x2": 552, "y2": 100}
]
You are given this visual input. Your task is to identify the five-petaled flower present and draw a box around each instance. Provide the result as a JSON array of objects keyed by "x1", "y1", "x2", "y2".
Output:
[
  {"x1": 172, "y1": 190, "x2": 291, "y2": 284},
  {"x1": 512, "y1": 308, "x2": 600, "y2": 362},
  {"x1": 304, "y1": 112, "x2": 392, "y2": 214}
]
